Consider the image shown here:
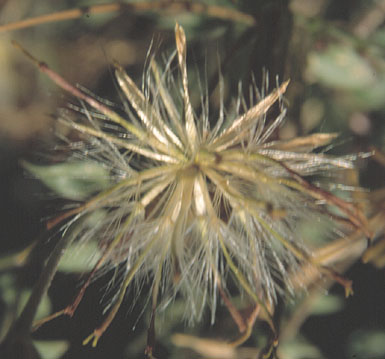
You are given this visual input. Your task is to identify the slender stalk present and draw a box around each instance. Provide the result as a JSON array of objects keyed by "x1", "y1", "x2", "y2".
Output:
[{"x1": 0, "y1": 1, "x2": 255, "y2": 33}]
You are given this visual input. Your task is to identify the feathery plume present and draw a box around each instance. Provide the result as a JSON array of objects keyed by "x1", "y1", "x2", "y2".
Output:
[{"x1": 22, "y1": 24, "x2": 368, "y2": 347}]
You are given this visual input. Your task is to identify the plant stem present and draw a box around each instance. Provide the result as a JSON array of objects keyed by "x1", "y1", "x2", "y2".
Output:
[{"x1": 0, "y1": 220, "x2": 83, "y2": 358}]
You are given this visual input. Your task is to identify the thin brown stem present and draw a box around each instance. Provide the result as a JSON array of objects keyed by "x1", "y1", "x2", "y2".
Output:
[{"x1": 0, "y1": 1, "x2": 255, "y2": 33}]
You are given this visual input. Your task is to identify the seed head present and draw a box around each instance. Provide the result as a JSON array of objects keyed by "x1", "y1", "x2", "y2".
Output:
[{"x1": 27, "y1": 24, "x2": 368, "y2": 346}]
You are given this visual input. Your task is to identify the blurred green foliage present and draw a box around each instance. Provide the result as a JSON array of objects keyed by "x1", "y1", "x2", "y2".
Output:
[{"x1": 22, "y1": 161, "x2": 111, "y2": 201}]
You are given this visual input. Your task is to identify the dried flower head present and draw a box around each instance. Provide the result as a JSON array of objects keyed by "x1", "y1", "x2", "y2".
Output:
[{"x1": 23, "y1": 24, "x2": 369, "y2": 347}]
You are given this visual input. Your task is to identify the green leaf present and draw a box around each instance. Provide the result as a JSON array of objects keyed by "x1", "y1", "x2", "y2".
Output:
[
  {"x1": 34, "y1": 340, "x2": 69, "y2": 359},
  {"x1": 371, "y1": 28, "x2": 385, "y2": 47},
  {"x1": 347, "y1": 330, "x2": 385, "y2": 359},
  {"x1": 0, "y1": 274, "x2": 17, "y2": 304},
  {"x1": 279, "y1": 336, "x2": 325, "y2": 359},
  {"x1": 58, "y1": 240, "x2": 101, "y2": 273},
  {"x1": 19, "y1": 290, "x2": 52, "y2": 321},
  {"x1": 351, "y1": 80, "x2": 385, "y2": 110},
  {"x1": 57, "y1": 209, "x2": 105, "y2": 272},
  {"x1": 0, "y1": 276, "x2": 51, "y2": 321},
  {"x1": 307, "y1": 45, "x2": 375, "y2": 90},
  {"x1": 310, "y1": 294, "x2": 343, "y2": 315},
  {"x1": 22, "y1": 161, "x2": 110, "y2": 200}
]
